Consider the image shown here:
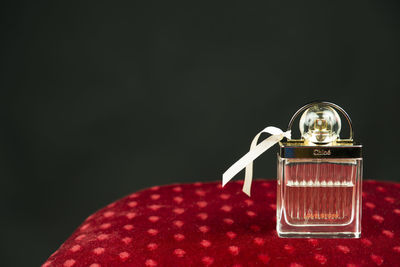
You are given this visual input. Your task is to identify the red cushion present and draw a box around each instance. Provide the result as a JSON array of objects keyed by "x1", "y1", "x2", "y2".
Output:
[{"x1": 43, "y1": 180, "x2": 400, "y2": 267}]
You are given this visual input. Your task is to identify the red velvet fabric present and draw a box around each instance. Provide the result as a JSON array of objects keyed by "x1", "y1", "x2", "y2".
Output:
[{"x1": 43, "y1": 180, "x2": 400, "y2": 267}]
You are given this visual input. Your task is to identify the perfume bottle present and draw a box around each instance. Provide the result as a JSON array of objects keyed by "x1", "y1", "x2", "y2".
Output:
[{"x1": 277, "y1": 102, "x2": 362, "y2": 238}]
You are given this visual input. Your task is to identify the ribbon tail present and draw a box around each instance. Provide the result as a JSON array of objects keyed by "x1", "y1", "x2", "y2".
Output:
[
  {"x1": 243, "y1": 128, "x2": 291, "y2": 195},
  {"x1": 242, "y1": 131, "x2": 263, "y2": 196},
  {"x1": 222, "y1": 133, "x2": 285, "y2": 195},
  {"x1": 242, "y1": 134, "x2": 284, "y2": 196}
]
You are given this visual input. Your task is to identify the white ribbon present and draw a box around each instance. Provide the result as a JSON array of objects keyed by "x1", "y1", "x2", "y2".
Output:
[{"x1": 222, "y1": 126, "x2": 291, "y2": 196}]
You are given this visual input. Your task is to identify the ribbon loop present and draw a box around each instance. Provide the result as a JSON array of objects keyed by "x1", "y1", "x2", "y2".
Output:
[{"x1": 222, "y1": 126, "x2": 291, "y2": 196}]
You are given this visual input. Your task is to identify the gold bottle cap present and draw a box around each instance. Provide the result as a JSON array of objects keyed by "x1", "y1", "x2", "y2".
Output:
[{"x1": 280, "y1": 101, "x2": 362, "y2": 159}]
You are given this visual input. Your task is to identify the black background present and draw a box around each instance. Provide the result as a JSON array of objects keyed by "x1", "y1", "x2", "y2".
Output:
[{"x1": 2, "y1": 1, "x2": 400, "y2": 266}]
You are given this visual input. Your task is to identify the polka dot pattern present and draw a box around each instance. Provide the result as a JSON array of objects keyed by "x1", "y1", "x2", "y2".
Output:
[{"x1": 43, "y1": 180, "x2": 400, "y2": 267}]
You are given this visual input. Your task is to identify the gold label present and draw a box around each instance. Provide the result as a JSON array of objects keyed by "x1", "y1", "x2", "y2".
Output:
[
  {"x1": 313, "y1": 149, "x2": 331, "y2": 156},
  {"x1": 305, "y1": 212, "x2": 340, "y2": 220}
]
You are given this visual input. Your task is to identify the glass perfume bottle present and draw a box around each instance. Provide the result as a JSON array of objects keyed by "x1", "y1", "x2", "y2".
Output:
[{"x1": 277, "y1": 102, "x2": 362, "y2": 238}]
